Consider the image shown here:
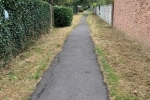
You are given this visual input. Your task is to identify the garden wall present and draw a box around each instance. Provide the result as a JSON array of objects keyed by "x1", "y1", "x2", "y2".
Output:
[{"x1": 113, "y1": 0, "x2": 150, "y2": 48}]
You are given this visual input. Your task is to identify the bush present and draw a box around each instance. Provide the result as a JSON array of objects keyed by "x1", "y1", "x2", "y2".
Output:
[
  {"x1": 54, "y1": 6, "x2": 73, "y2": 27},
  {"x1": 0, "y1": 0, "x2": 51, "y2": 67}
]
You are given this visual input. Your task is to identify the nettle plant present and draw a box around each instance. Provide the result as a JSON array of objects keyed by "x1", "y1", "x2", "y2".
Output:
[{"x1": 0, "y1": 0, "x2": 51, "y2": 67}]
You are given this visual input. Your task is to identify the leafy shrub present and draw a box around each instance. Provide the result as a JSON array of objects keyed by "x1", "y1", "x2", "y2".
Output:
[
  {"x1": 0, "y1": 0, "x2": 51, "y2": 67},
  {"x1": 97, "y1": 0, "x2": 114, "y2": 5},
  {"x1": 92, "y1": 3, "x2": 97, "y2": 7},
  {"x1": 54, "y1": 6, "x2": 73, "y2": 27}
]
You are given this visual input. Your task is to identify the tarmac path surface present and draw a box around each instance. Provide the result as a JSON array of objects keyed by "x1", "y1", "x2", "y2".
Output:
[{"x1": 30, "y1": 14, "x2": 108, "y2": 100}]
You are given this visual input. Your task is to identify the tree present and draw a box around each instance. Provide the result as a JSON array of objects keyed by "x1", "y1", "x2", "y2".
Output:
[
  {"x1": 43, "y1": 0, "x2": 113, "y2": 6},
  {"x1": 43, "y1": 0, "x2": 54, "y2": 4},
  {"x1": 43, "y1": 0, "x2": 92, "y2": 6},
  {"x1": 43, "y1": 0, "x2": 71, "y2": 5},
  {"x1": 54, "y1": 0, "x2": 71, "y2": 5},
  {"x1": 96, "y1": 0, "x2": 113, "y2": 5}
]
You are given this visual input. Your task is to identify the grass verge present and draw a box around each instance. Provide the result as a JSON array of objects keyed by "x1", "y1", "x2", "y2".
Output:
[
  {"x1": 0, "y1": 13, "x2": 83, "y2": 100},
  {"x1": 95, "y1": 47, "x2": 118, "y2": 98},
  {"x1": 87, "y1": 12, "x2": 150, "y2": 100}
]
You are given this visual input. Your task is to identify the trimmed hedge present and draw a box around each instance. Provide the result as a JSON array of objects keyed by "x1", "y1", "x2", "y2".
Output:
[
  {"x1": 54, "y1": 6, "x2": 73, "y2": 27},
  {"x1": 0, "y1": 0, "x2": 51, "y2": 67}
]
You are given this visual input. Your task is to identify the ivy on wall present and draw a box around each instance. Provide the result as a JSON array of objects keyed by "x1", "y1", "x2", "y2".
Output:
[{"x1": 0, "y1": 0, "x2": 51, "y2": 67}]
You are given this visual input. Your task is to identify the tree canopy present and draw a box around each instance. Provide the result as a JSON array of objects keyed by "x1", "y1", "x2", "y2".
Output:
[
  {"x1": 96, "y1": 0, "x2": 113, "y2": 5},
  {"x1": 43, "y1": 0, "x2": 113, "y2": 6},
  {"x1": 43, "y1": 0, "x2": 93, "y2": 6}
]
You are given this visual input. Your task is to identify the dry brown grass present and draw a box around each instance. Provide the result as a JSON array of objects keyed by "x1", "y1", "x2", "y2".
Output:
[
  {"x1": 0, "y1": 13, "x2": 83, "y2": 100},
  {"x1": 87, "y1": 13, "x2": 150, "y2": 100}
]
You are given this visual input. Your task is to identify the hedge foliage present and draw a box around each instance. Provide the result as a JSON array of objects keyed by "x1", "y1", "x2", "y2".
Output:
[
  {"x1": 54, "y1": 6, "x2": 73, "y2": 27},
  {"x1": 0, "y1": 0, "x2": 51, "y2": 67}
]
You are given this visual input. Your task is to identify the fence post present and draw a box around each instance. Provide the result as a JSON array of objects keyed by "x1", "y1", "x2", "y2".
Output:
[
  {"x1": 50, "y1": 5, "x2": 54, "y2": 28},
  {"x1": 111, "y1": 2, "x2": 114, "y2": 27}
]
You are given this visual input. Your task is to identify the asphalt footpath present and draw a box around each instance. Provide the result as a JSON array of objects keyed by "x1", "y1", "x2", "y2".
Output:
[{"x1": 30, "y1": 14, "x2": 108, "y2": 100}]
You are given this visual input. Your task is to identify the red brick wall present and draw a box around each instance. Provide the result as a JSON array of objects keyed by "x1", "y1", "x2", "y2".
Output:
[{"x1": 113, "y1": 0, "x2": 150, "y2": 48}]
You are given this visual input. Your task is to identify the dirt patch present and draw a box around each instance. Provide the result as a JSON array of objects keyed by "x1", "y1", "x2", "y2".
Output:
[
  {"x1": 0, "y1": 13, "x2": 83, "y2": 100},
  {"x1": 87, "y1": 13, "x2": 150, "y2": 100}
]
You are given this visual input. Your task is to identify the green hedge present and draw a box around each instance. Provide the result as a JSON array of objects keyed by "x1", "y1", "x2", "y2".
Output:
[
  {"x1": 54, "y1": 6, "x2": 73, "y2": 27},
  {"x1": 0, "y1": 0, "x2": 51, "y2": 67}
]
